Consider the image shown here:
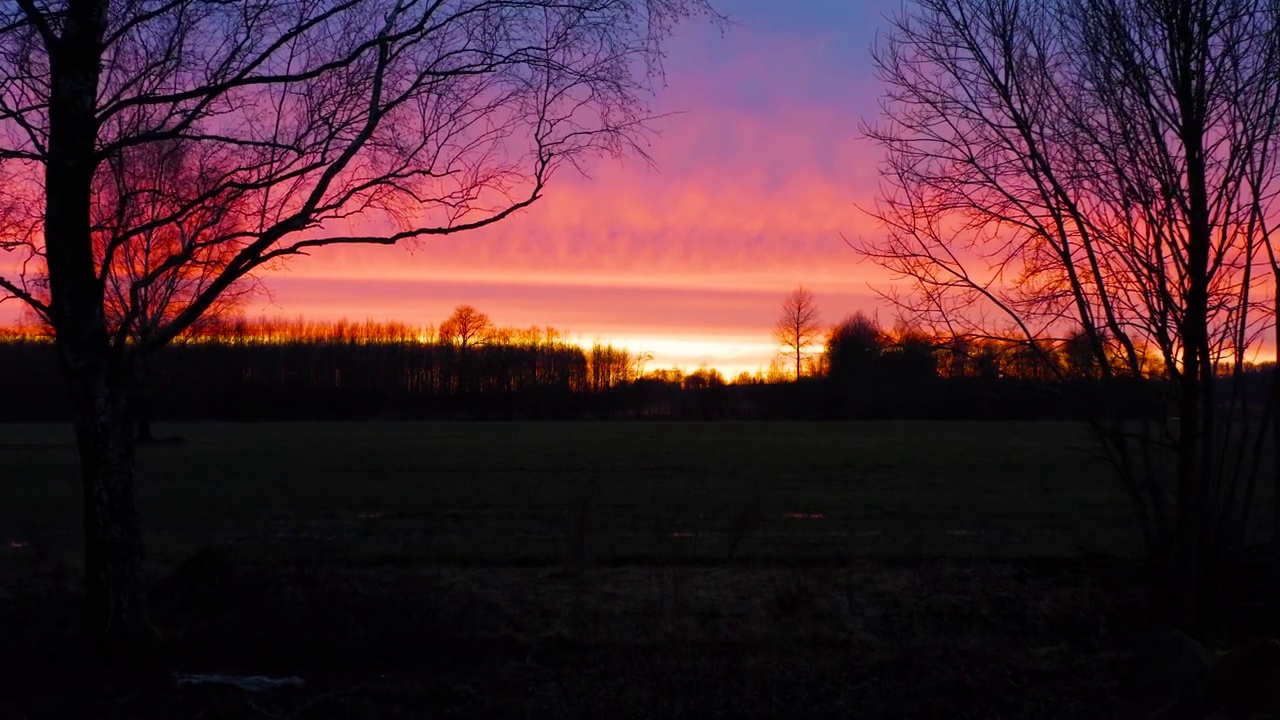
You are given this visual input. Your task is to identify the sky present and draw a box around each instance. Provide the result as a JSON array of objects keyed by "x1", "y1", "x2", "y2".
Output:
[
  {"x1": 1, "y1": 0, "x2": 903, "y2": 377},
  {"x1": 244, "y1": 0, "x2": 902, "y2": 377}
]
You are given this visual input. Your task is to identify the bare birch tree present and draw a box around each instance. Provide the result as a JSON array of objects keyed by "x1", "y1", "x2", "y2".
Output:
[
  {"x1": 773, "y1": 284, "x2": 822, "y2": 380},
  {"x1": 861, "y1": 0, "x2": 1280, "y2": 632},
  {"x1": 0, "y1": 0, "x2": 718, "y2": 647}
]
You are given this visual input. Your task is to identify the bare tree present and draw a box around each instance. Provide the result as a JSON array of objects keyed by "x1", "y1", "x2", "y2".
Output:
[
  {"x1": 96, "y1": 139, "x2": 258, "y2": 440},
  {"x1": 21, "y1": 139, "x2": 257, "y2": 441},
  {"x1": 588, "y1": 342, "x2": 636, "y2": 391},
  {"x1": 438, "y1": 304, "x2": 492, "y2": 353},
  {"x1": 861, "y1": 0, "x2": 1280, "y2": 631},
  {"x1": 439, "y1": 303, "x2": 491, "y2": 392},
  {"x1": 773, "y1": 285, "x2": 823, "y2": 380},
  {"x1": 0, "y1": 0, "x2": 718, "y2": 646},
  {"x1": 98, "y1": 142, "x2": 256, "y2": 331}
]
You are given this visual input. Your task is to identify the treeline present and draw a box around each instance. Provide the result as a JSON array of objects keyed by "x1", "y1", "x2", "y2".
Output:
[
  {"x1": 0, "y1": 315, "x2": 746, "y2": 421},
  {"x1": 0, "y1": 312, "x2": 1271, "y2": 422}
]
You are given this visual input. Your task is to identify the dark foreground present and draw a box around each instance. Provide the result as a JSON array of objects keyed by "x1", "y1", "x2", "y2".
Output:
[{"x1": 2, "y1": 422, "x2": 1277, "y2": 718}]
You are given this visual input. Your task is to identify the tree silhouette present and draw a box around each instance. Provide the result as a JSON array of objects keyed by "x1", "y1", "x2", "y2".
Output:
[
  {"x1": 825, "y1": 313, "x2": 882, "y2": 377},
  {"x1": 0, "y1": 0, "x2": 718, "y2": 646},
  {"x1": 98, "y1": 140, "x2": 258, "y2": 441},
  {"x1": 588, "y1": 342, "x2": 643, "y2": 391},
  {"x1": 773, "y1": 285, "x2": 822, "y2": 380},
  {"x1": 439, "y1": 304, "x2": 492, "y2": 393},
  {"x1": 21, "y1": 139, "x2": 257, "y2": 441},
  {"x1": 861, "y1": 0, "x2": 1280, "y2": 631},
  {"x1": 823, "y1": 313, "x2": 883, "y2": 413},
  {"x1": 439, "y1": 305, "x2": 493, "y2": 353}
]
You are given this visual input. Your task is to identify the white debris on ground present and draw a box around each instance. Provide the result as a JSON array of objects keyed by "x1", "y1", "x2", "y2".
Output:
[{"x1": 173, "y1": 674, "x2": 305, "y2": 692}]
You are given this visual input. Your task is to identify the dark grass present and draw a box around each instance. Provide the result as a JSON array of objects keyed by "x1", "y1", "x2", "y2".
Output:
[
  {"x1": 0, "y1": 421, "x2": 1139, "y2": 564},
  {"x1": 0, "y1": 421, "x2": 1273, "y2": 718}
]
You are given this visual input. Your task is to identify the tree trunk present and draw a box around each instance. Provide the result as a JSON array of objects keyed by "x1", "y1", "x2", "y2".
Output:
[
  {"x1": 71, "y1": 365, "x2": 149, "y2": 647},
  {"x1": 133, "y1": 356, "x2": 155, "y2": 443},
  {"x1": 1171, "y1": 365, "x2": 1203, "y2": 631},
  {"x1": 1274, "y1": 274, "x2": 1280, "y2": 547},
  {"x1": 1168, "y1": 1, "x2": 1216, "y2": 635},
  {"x1": 42, "y1": 0, "x2": 142, "y2": 648}
]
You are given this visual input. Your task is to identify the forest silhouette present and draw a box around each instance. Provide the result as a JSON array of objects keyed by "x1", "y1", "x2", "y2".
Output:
[{"x1": 4, "y1": 310, "x2": 1267, "y2": 423}]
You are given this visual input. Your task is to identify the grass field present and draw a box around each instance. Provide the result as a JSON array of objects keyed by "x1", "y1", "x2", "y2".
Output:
[
  {"x1": 1, "y1": 420, "x2": 1137, "y2": 567},
  {"x1": 0, "y1": 421, "x2": 1269, "y2": 718}
]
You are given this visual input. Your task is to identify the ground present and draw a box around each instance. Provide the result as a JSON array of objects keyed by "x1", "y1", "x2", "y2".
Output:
[{"x1": 0, "y1": 421, "x2": 1273, "y2": 718}]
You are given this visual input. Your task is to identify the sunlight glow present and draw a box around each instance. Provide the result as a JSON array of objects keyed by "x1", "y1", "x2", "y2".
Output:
[{"x1": 568, "y1": 333, "x2": 784, "y2": 378}]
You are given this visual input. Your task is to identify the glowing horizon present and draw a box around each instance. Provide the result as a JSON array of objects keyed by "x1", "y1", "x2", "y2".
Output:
[{"x1": 234, "y1": 275, "x2": 890, "y2": 377}]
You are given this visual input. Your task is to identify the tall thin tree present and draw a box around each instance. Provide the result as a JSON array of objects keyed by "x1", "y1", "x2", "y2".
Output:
[{"x1": 773, "y1": 285, "x2": 823, "y2": 380}]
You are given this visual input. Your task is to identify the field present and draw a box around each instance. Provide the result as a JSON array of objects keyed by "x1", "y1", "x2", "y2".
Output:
[{"x1": 0, "y1": 421, "x2": 1264, "y2": 718}]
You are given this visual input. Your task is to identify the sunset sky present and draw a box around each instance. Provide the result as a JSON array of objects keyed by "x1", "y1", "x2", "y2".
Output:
[
  {"x1": 249, "y1": 0, "x2": 899, "y2": 376},
  {"x1": 2, "y1": 0, "x2": 902, "y2": 376}
]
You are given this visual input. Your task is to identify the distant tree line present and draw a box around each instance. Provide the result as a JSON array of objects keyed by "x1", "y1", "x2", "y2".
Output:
[{"x1": 3, "y1": 308, "x2": 1270, "y2": 423}]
